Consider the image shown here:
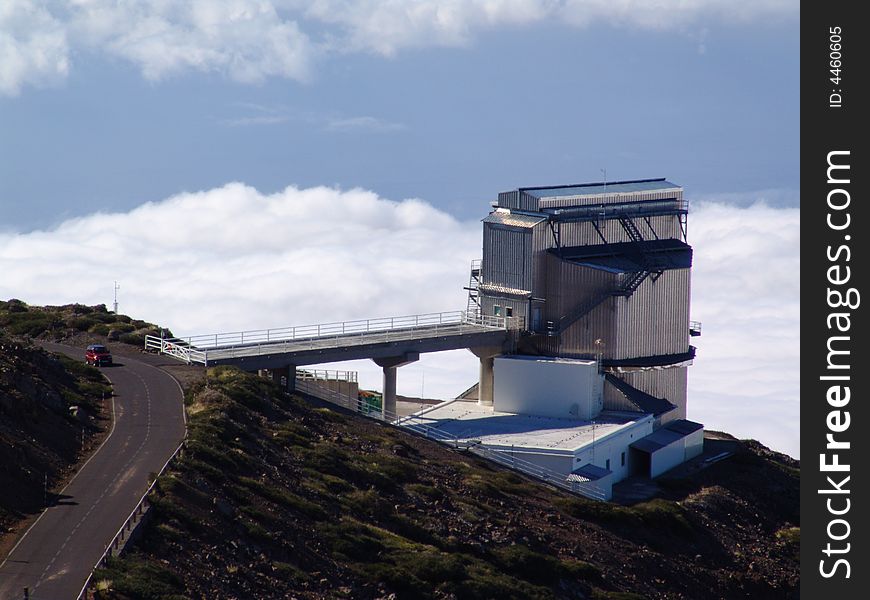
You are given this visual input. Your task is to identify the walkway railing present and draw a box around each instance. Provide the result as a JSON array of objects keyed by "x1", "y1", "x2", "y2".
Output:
[
  {"x1": 297, "y1": 369, "x2": 358, "y2": 383},
  {"x1": 145, "y1": 310, "x2": 524, "y2": 365},
  {"x1": 144, "y1": 336, "x2": 207, "y2": 364},
  {"x1": 296, "y1": 379, "x2": 607, "y2": 501}
]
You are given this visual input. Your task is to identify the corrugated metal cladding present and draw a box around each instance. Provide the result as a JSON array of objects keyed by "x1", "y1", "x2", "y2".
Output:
[
  {"x1": 613, "y1": 268, "x2": 691, "y2": 358},
  {"x1": 534, "y1": 260, "x2": 689, "y2": 360},
  {"x1": 603, "y1": 366, "x2": 688, "y2": 418},
  {"x1": 531, "y1": 221, "x2": 553, "y2": 300},
  {"x1": 541, "y1": 298, "x2": 617, "y2": 357},
  {"x1": 539, "y1": 188, "x2": 683, "y2": 209},
  {"x1": 497, "y1": 190, "x2": 541, "y2": 211},
  {"x1": 480, "y1": 296, "x2": 529, "y2": 322},
  {"x1": 483, "y1": 182, "x2": 692, "y2": 378},
  {"x1": 602, "y1": 383, "x2": 642, "y2": 412},
  {"x1": 482, "y1": 223, "x2": 533, "y2": 293},
  {"x1": 535, "y1": 255, "x2": 617, "y2": 355},
  {"x1": 520, "y1": 192, "x2": 541, "y2": 211},
  {"x1": 544, "y1": 254, "x2": 619, "y2": 321},
  {"x1": 497, "y1": 191, "x2": 518, "y2": 208}
]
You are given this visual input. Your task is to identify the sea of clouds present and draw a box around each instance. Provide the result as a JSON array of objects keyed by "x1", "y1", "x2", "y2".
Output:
[{"x1": 0, "y1": 183, "x2": 799, "y2": 458}]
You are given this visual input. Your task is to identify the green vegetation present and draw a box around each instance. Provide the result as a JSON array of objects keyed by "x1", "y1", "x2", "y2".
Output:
[
  {"x1": 0, "y1": 329, "x2": 113, "y2": 534},
  {"x1": 405, "y1": 482, "x2": 446, "y2": 501},
  {"x1": 93, "y1": 557, "x2": 186, "y2": 600},
  {"x1": 776, "y1": 526, "x2": 800, "y2": 560},
  {"x1": 775, "y1": 526, "x2": 800, "y2": 544},
  {"x1": 91, "y1": 364, "x2": 799, "y2": 600},
  {"x1": 0, "y1": 299, "x2": 166, "y2": 345},
  {"x1": 591, "y1": 592, "x2": 647, "y2": 600},
  {"x1": 317, "y1": 518, "x2": 572, "y2": 600},
  {"x1": 558, "y1": 496, "x2": 691, "y2": 530},
  {"x1": 54, "y1": 353, "x2": 112, "y2": 412},
  {"x1": 94, "y1": 366, "x2": 609, "y2": 599},
  {"x1": 491, "y1": 545, "x2": 600, "y2": 585}
]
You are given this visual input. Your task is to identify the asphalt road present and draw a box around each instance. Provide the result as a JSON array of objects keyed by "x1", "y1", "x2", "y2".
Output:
[{"x1": 0, "y1": 344, "x2": 186, "y2": 600}]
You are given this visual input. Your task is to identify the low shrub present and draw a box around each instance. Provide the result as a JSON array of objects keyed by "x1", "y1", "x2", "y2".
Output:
[
  {"x1": 238, "y1": 476, "x2": 328, "y2": 520},
  {"x1": 94, "y1": 556, "x2": 186, "y2": 600}
]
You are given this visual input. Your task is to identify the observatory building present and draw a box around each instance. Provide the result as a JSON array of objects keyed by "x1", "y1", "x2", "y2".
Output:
[
  {"x1": 415, "y1": 178, "x2": 704, "y2": 498},
  {"x1": 148, "y1": 177, "x2": 705, "y2": 500},
  {"x1": 474, "y1": 178, "x2": 697, "y2": 418}
]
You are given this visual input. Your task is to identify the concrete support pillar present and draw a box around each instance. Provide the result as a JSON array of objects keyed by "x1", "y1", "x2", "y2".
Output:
[
  {"x1": 478, "y1": 355, "x2": 495, "y2": 406},
  {"x1": 382, "y1": 366, "x2": 398, "y2": 417},
  {"x1": 287, "y1": 365, "x2": 297, "y2": 393},
  {"x1": 470, "y1": 345, "x2": 503, "y2": 407},
  {"x1": 373, "y1": 352, "x2": 419, "y2": 420},
  {"x1": 264, "y1": 365, "x2": 296, "y2": 392}
]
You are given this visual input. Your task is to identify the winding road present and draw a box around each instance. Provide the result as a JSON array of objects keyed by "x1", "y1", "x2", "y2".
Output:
[{"x1": 0, "y1": 344, "x2": 186, "y2": 600}]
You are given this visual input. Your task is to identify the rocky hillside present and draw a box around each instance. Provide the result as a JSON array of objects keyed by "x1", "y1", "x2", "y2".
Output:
[
  {"x1": 0, "y1": 331, "x2": 112, "y2": 541},
  {"x1": 0, "y1": 298, "x2": 162, "y2": 547},
  {"x1": 0, "y1": 298, "x2": 166, "y2": 346},
  {"x1": 92, "y1": 367, "x2": 799, "y2": 600}
]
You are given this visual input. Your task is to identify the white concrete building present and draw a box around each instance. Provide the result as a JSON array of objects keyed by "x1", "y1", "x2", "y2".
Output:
[{"x1": 409, "y1": 354, "x2": 702, "y2": 500}]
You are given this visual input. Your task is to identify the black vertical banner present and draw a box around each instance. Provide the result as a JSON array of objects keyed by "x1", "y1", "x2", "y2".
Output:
[{"x1": 802, "y1": 2, "x2": 868, "y2": 597}]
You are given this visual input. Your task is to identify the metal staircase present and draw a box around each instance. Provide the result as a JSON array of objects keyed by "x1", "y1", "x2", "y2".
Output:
[
  {"x1": 618, "y1": 215, "x2": 645, "y2": 243},
  {"x1": 616, "y1": 269, "x2": 650, "y2": 296},
  {"x1": 615, "y1": 216, "x2": 658, "y2": 296},
  {"x1": 548, "y1": 268, "x2": 652, "y2": 336},
  {"x1": 464, "y1": 259, "x2": 482, "y2": 317}
]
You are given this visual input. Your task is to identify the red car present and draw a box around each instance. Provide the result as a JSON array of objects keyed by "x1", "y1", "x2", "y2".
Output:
[{"x1": 85, "y1": 344, "x2": 113, "y2": 366}]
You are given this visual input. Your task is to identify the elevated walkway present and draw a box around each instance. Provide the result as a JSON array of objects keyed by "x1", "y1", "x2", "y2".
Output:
[{"x1": 145, "y1": 310, "x2": 519, "y2": 370}]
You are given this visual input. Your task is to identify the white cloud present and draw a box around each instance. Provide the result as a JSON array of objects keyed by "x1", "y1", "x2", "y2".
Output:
[
  {"x1": 688, "y1": 200, "x2": 799, "y2": 458},
  {"x1": 325, "y1": 115, "x2": 405, "y2": 132},
  {"x1": 218, "y1": 103, "x2": 405, "y2": 131},
  {"x1": 556, "y1": 0, "x2": 796, "y2": 30},
  {"x1": 1, "y1": 0, "x2": 798, "y2": 96},
  {"x1": 68, "y1": 0, "x2": 313, "y2": 83},
  {"x1": 222, "y1": 114, "x2": 291, "y2": 126},
  {"x1": 294, "y1": 0, "x2": 553, "y2": 55},
  {"x1": 0, "y1": 182, "x2": 479, "y2": 332},
  {"x1": 300, "y1": 0, "x2": 796, "y2": 54},
  {"x1": 0, "y1": 184, "x2": 799, "y2": 458},
  {"x1": 0, "y1": 0, "x2": 69, "y2": 96}
]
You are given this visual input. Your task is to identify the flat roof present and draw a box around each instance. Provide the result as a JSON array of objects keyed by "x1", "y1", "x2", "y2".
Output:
[
  {"x1": 482, "y1": 211, "x2": 546, "y2": 228},
  {"x1": 521, "y1": 178, "x2": 680, "y2": 199},
  {"x1": 630, "y1": 419, "x2": 704, "y2": 453},
  {"x1": 567, "y1": 463, "x2": 611, "y2": 482},
  {"x1": 402, "y1": 400, "x2": 649, "y2": 452}
]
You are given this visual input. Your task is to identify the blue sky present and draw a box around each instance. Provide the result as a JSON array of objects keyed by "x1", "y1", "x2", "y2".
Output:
[
  {"x1": 2, "y1": 2, "x2": 798, "y2": 231},
  {"x1": 0, "y1": 1, "x2": 799, "y2": 457}
]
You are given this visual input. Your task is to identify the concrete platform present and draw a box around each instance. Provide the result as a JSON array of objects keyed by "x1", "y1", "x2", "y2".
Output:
[{"x1": 404, "y1": 400, "x2": 645, "y2": 451}]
